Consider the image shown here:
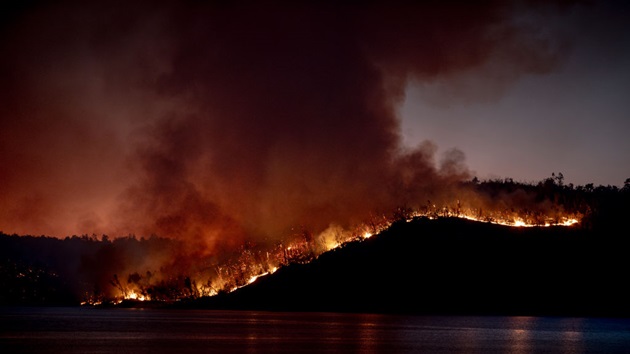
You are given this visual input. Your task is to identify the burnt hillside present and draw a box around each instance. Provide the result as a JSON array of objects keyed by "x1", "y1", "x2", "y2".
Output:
[{"x1": 194, "y1": 217, "x2": 630, "y2": 317}]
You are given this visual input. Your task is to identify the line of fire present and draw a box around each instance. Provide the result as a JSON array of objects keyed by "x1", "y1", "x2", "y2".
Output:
[
  {"x1": 4, "y1": 175, "x2": 628, "y2": 308},
  {"x1": 83, "y1": 202, "x2": 581, "y2": 306},
  {"x1": 110, "y1": 224, "x2": 580, "y2": 305}
]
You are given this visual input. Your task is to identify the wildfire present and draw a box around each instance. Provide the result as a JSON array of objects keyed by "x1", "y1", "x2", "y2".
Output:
[
  {"x1": 126, "y1": 290, "x2": 147, "y2": 301},
  {"x1": 235, "y1": 266, "x2": 279, "y2": 290},
  {"x1": 83, "y1": 203, "x2": 581, "y2": 306},
  {"x1": 455, "y1": 214, "x2": 579, "y2": 228}
]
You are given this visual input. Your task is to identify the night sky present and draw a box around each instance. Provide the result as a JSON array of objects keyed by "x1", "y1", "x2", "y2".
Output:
[
  {"x1": 1, "y1": 0, "x2": 628, "y2": 241},
  {"x1": 400, "y1": 0, "x2": 630, "y2": 188}
]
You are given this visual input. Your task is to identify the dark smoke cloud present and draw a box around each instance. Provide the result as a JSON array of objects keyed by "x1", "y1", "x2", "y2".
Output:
[{"x1": 1, "y1": 1, "x2": 571, "y2": 253}]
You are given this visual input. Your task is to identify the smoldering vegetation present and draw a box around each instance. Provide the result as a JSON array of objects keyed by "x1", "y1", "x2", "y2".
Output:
[{"x1": 1, "y1": 176, "x2": 628, "y2": 309}]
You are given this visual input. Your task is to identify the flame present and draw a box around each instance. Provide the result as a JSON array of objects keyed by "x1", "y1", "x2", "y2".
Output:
[
  {"x1": 83, "y1": 202, "x2": 581, "y2": 306},
  {"x1": 514, "y1": 219, "x2": 527, "y2": 227},
  {"x1": 207, "y1": 207, "x2": 581, "y2": 300},
  {"x1": 126, "y1": 290, "x2": 147, "y2": 301},
  {"x1": 456, "y1": 214, "x2": 579, "y2": 228}
]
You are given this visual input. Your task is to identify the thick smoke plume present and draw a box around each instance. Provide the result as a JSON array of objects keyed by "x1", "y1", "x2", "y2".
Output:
[{"x1": 1, "y1": 1, "x2": 569, "y2": 255}]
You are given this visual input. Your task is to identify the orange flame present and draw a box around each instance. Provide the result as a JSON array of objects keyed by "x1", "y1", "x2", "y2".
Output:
[{"x1": 85, "y1": 203, "x2": 580, "y2": 306}]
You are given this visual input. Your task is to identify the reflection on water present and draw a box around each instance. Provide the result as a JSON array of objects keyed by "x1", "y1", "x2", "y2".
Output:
[
  {"x1": 509, "y1": 316, "x2": 533, "y2": 354},
  {"x1": 1, "y1": 307, "x2": 630, "y2": 353}
]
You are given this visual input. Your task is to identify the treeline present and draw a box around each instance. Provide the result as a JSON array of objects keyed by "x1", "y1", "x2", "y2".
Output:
[{"x1": 465, "y1": 174, "x2": 630, "y2": 231}]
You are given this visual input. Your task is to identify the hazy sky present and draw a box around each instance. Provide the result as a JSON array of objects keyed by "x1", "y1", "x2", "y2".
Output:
[
  {"x1": 1, "y1": 0, "x2": 628, "y2": 239},
  {"x1": 400, "y1": 1, "x2": 630, "y2": 187}
]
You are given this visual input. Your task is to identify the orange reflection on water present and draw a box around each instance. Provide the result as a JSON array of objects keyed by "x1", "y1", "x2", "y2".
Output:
[{"x1": 508, "y1": 316, "x2": 534, "y2": 354}]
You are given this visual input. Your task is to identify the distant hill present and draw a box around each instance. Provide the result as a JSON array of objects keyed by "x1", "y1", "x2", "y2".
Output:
[{"x1": 186, "y1": 217, "x2": 630, "y2": 317}]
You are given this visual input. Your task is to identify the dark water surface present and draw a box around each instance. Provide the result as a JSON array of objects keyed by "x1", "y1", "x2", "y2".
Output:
[{"x1": 2, "y1": 307, "x2": 630, "y2": 353}]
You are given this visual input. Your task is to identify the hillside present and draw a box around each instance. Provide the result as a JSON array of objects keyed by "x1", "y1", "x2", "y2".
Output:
[
  {"x1": 188, "y1": 217, "x2": 630, "y2": 317},
  {"x1": 2, "y1": 177, "x2": 629, "y2": 316}
]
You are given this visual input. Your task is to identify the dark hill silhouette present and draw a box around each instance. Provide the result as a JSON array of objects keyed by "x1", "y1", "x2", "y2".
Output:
[{"x1": 188, "y1": 217, "x2": 630, "y2": 317}]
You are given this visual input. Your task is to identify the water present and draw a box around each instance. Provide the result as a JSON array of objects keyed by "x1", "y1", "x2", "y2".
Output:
[{"x1": 2, "y1": 307, "x2": 630, "y2": 353}]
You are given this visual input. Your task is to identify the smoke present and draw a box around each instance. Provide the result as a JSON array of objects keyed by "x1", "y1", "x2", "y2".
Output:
[{"x1": 0, "y1": 1, "x2": 571, "y2": 253}]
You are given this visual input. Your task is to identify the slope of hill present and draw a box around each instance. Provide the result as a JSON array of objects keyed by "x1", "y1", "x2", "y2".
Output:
[{"x1": 188, "y1": 217, "x2": 630, "y2": 317}]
